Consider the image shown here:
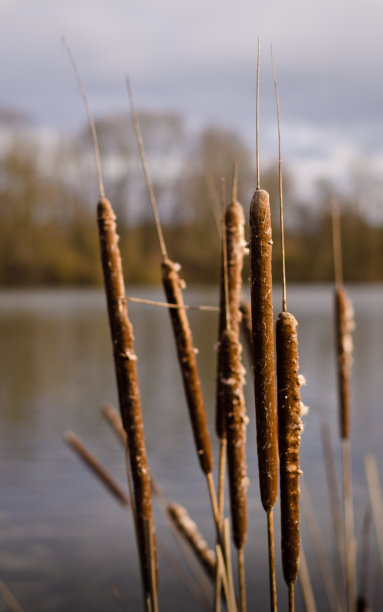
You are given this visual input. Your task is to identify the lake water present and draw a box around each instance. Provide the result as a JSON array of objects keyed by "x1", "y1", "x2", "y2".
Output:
[{"x1": 1, "y1": 286, "x2": 382, "y2": 611}]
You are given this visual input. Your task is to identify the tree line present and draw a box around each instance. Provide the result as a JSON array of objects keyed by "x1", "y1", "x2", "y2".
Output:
[{"x1": 0, "y1": 110, "x2": 382, "y2": 286}]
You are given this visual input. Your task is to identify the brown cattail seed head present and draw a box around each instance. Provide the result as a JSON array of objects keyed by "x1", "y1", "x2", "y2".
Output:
[
  {"x1": 97, "y1": 197, "x2": 156, "y2": 593},
  {"x1": 249, "y1": 189, "x2": 278, "y2": 512},
  {"x1": 225, "y1": 200, "x2": 246, "y2": 334},
  {"x1": 161, "y1": 258, "x2": 213, "y2": 475},
  {"x1": 220, "y1": 329, "x2": 248, "y2": 550},
  {"x1": 276, "y1": 311, "x2": 302, "y2": 586},
  {"x1": 335, "y1": 287, "x2": 354, "y2": 439},
  {"x1": 216, "y1": 200, "x2": 246, "y2": 439},
  {"x1": 167, "y1": 503, "x2": 216, "y2": 578}
]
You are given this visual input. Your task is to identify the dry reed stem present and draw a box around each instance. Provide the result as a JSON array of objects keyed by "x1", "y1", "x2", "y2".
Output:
[
  {"x1": 331, "y1": 197, "x2": 344, "y2": 288},
  {"x1": 206, "y1": 173, "x2": 221, "y2": 236},
  {"x1": 364, "y1": 454, "x2": 383, "y2": 577},
  {"x1": 216, "y1": 545, "x2": 237, "y2": 612},
  {"x1": 220, "y1": 330, "x2": 248, "y2": 551},
  {"x1": 102, "y1": 406, "x2": 214, "y2": 607},
  {"x1": 267, "y1": 510, "x2": 278, "y2": 612},
  {"x1": 62, "y1": 39, "x2": 105, "y2": 200},
  {"x1": 223, "y1": 519, "x2": 238, "y2": 612},
  {"x1": 271, "y1": 46, "x2": 287, "y2": 313},
  {"x1": 320, "y1": 422, "x2": 346, "y2": 593},
  {"x1": 276, "y1": 312, "x2": 302, "y2": 587},
  {"x1": 335, "y1": 287, "x2": 354, "y2": 440},
  {"x1": 342, "y1": 439, "x2": 356, "y2": 612},
  {"x1": 0, "y1": 580, "x2": 23, "y2": 612},
  {"x1": 97, "y1": 196, "x2": 157, "y2": 606},
  {"x1": 298, "y1": 543, "x2": 317, "y2": 612},
  {"x1": 238, "y1": 548, "x2": 246, "y2": 612},
  {"x1": 103, "y1": 405, "x2": 213, "y2": 607},
  {"x1": 111, "y1": 585, "x2": 131, "y2": 611},
  {"x1": 126, "y1": 75, "x2": 167, "y2": 260},
  {"x1": 301, "y1": 477, "x2": 343, "y2": 612},
  {"x1": 125, "y1": 296, "x2": 218, "y2": 312},
  {"x1": 103, "y1": 404, "x2": 127, "y2": 446},
  {"x1": 288, "y1": 582, "x2": 295, "y2": 612},
  {"x1": 358, "y1": 501, "x2": 372, "y2": 607},
  {"x1": 239, "y1": 302, "x2": 252, "y2": 361},
  {"x1": 64, "y1": 431, "x2": 130, "y2": 507},
  {"x1": 162, "y1": 257, "x2": 213, "y2": 475},
  {"x1": 215, "y1": 439, "x2": 227, "y2": 612},
  {"x1": 167, "y1": 503, "x2": 216, "y2": 578},
  {"x1": 249, "y1": 188, "x2": 278, "y2": 512}
]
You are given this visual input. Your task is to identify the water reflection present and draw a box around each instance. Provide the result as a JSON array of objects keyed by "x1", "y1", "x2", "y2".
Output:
[{"x1": 0, "y1": 287, "x2": 382, "y2": 610}]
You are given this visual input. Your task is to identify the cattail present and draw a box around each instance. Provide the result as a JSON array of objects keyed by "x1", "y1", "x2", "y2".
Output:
[
  {"x1": 335, "y1": 287, "x2": 354, "y2": 440},
  {"x1": 276, "y1": 312, "x2": 302, "y2": 587},
  {"x1": 64, "y1": 431, "x2": 130, "y2": 507},
  {"x1": 216, "y1": 170, "x2": 246, "y2": 441},
  {"x1": 213, "y1": 172, "x2": 248, "y2": 612},
  {"x1": 127, "y1": 75, "x2": 214, "y2": 479},
  {"x1": 249, "y1": 188, "x2": 278, "y2": 512},
  {"x1": 162, "y1": 257, "x2": 214, "y2": 476},
  {"x1": 98, "y1": 196, "x2": 157, "y2": 602},
  {"x1": 63, "y1": 43, "x2": 157, "y2": 611},
  {"x1": 248, "y1": 40, "x2": 279, "y2": 612},
  {"x1": 272, "y1": 49, "x2": 305, "y2": 610},
  {"x1": 220, "y1": 329, "x2": 248, "y2": 551},
  {"x1": 224, "y1": 193, "x2": 246, "y2": 336},
  {"x1": 168, "y1": 503, "x2": 216, "y2": 578},
  {"x1": 331, "y1": 197, "x2": 356, "y2": 612}
]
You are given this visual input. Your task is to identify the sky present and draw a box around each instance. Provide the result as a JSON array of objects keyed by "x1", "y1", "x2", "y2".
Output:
[{"x1": 2, "y1": 0, "x2": 383, "y2": 198}]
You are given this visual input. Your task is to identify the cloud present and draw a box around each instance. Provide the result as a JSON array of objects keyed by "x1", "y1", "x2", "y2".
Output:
[{"x1": 1, "y1": 0, "x2": 383, "y2": 193}]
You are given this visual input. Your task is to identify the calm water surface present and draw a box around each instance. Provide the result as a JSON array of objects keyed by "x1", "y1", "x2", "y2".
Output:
[{"x1": 1, "y1": 286, "x2": 382, "y2": 611}]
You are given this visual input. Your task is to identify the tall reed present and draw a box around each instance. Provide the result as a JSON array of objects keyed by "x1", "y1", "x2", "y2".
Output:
[
  {"x1": 64, "y1": 431, "x2": 130, "y2": 507},
  {"x1": 215, "y1": 166, "x2": 246, "y2": 513},
  {"x1": 126, "y1": 77, "x2": 237, "y2": 609},
  {"x1": 272, "y1": 49, "x2": 304, "y2": 611},
  {"x1": 220, "y1": 328, "x2": 248, "y2": 611},
  {"x1": 249, "y1": 39, "x2": 278, "y2": 611},
  {"x1": 276, "y1": 312, "x2": 302, "y2": 609},
  {"x1": 168, "y1": 503, "x2": 217, "y2": 579},
  {"x1": 332, "y1": 197, "x2": 356, "y2": 612},
  {"x1": 63, "y1": 44, "x2": 158, "y2": 612},
  {"x1": 98, "y1": 191, "x2": 157, "y2": 612}
]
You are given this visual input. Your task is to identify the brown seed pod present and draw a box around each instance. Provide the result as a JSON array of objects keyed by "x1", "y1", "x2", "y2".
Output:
[
  {"x1": 335, "y1": 287, "x2": 354, "y2": 440},
  {"x1": 216, "y1": 200, "x2": 246, "y2": 440},
  {"x1": 276, "y1": 311, "x2": 302, "y2": 586},
  {"x1": 225, "y1": 200, "x2": 246, "y2": 335},
  {"x1": 220, "y1": 328, "x2": 248, "y2": 550},
  {"x1": 167, "y1": 503, "x2": 216, "y2": 578},
  {"x1": 249, "y1": 189, "x2": 278, "y2": 512},
  {"x1": 161, "y1": 257, "x2": 213, "y2": 475},
  {"x1": 97, "y1": 196, "x2": 156, "y2": 594}
]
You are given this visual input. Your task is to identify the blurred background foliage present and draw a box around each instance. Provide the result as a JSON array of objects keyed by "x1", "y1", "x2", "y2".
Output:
[{"x1": 0, "y1": 109, "x2": 382, "y2": 286}]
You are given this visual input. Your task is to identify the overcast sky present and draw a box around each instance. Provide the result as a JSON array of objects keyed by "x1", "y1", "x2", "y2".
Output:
[{"x1": 2, "y1": 0, "x2": 383, "y2": 196}]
